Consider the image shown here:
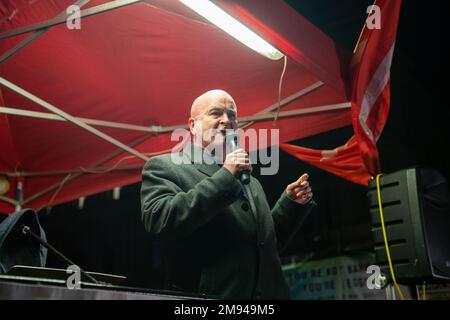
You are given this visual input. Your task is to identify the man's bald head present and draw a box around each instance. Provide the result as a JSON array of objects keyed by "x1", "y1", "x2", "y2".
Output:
[
  {"x1": 190, "y1": 90, "x2": 236, "y2": 118},
  {"x1": 188, "y1": 89, "x2": 238, "y2": 149}
]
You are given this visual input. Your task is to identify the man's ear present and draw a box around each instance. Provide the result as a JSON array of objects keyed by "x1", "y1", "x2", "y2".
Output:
[{"x1": 188, "y1": 117, "x2": 196, "y2": 135}]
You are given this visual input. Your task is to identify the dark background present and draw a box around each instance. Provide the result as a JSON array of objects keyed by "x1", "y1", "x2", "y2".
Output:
[{"x1": 3, "y1": 1, "x2": 449, "y2": 291}]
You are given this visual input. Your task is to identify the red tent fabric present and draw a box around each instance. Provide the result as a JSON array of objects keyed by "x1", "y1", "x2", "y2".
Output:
[{"x1": 0, "y1": 0, "x2": 351, "y2": 213}]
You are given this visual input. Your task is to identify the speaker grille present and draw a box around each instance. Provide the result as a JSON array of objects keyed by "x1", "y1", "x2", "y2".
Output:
[{"x1": 367, "y1": 167, "x2": 450, "y2": 284}]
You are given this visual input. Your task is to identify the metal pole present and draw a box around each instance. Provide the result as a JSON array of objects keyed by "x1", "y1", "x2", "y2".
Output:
[
  {"x1": 0, "y1": 0, "x2": 91, "y2": 64},
  {"x1": 0, "y1": 77, "x2": 149, "y2": 161},
  {"x1": 20, "y1": 224, "x2": 101, "y2": 285},
  {"x1": 0, "y1": 0, "x2": 142, "y2": 40}
]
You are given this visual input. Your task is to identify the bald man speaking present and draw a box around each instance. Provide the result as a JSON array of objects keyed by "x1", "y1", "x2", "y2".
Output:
[{"x1": 140, "y1": 90, "x2": 316, "y2": 299}]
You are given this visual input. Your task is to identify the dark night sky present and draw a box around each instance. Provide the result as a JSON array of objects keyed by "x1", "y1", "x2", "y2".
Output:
[{"x1": 5, "y1": 1, "x2": 448, "y2": 290}]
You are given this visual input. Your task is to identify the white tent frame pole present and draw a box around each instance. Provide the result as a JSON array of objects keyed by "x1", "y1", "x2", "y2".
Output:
[
  {"x1": 0, "y1": 32, "x2": 47, "y2": 64},
  {"x1": 0, "y1": 77, "x2": 149, "y2": 161},
  {"x1": 256, "y1": 81, "x2": 323, "y2": 115},
  {"x1": 2, "y1": 164, "x2": 144, "y2": 177},
  {"x1": 0, "y1": 81, "x2": 329, "y2": 133},
  {"x1": 0, "y1": 101, "x2": 349, "y2": 133},
  {"x1": 0, "y1": 107, "x2": 161, "y2": 133},
  {"x1": 0, "y1": 195, "x2": 18, "y2": 206},
  {"x1": 238, "y1": 81, "x2": 324, "y2": 129},
  {"x1": 0, "y1": 0, "x2": 91, "y2": 64},
  {"x1": 0, "y1": 0, "x2": 142, "y2": 40},
  {"x1": 21, "y1": 133, "x2": 153, "y2": 205},
  {"x1": 238, "y1": 102, "x2": 350, "y2": 123}
]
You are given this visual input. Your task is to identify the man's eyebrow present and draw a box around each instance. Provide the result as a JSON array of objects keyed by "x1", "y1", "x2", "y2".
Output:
[
  {"x1": 206, "y1": 105, "x2": 236, "y2": 111},
  {"x1": 206, "y1": 106, "x2": 221, "y2": 111}
]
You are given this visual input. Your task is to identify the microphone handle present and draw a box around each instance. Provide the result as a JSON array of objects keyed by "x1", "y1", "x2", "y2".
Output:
[
  {"x1": 227, "y1": 135, "x2": 250, "y2": 184},
  {"x1": 240, "y1": 170, "x2": 250, "y2": 184}
]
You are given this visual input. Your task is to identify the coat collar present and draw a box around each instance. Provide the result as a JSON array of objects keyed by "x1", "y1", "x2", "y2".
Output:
[{"x1": 183, "y1": 142, "x2": 221, "y2": 177}]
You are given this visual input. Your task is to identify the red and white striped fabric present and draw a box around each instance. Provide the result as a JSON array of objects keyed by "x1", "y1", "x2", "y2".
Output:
[
  {"x1": 351, "y1": 0, "x2": 403, "y2": 176},
  {"x1": 282, "y1": 0, "x2": 402, "y2": 186}
]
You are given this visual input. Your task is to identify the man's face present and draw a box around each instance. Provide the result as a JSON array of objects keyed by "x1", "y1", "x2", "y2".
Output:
[{"x1": 189, "y1": 94, "x2": 238, "y2": 149}]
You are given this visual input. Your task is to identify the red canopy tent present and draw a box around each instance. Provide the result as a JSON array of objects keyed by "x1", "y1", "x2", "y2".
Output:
[{"x1": 0, "y1": 0, "x2": 351, "y2": 213}]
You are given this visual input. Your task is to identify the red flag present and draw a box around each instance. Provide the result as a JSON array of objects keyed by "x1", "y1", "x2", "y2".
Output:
[
  {"x1": 281, "y1": 136, "x2": 371, "y2": 186},
  {"x1": 281, "y1": 0, "x2": 402, "y2": 185},
  {"x1": 351, "y1": 0, "x2": 402, "y2": 176}
]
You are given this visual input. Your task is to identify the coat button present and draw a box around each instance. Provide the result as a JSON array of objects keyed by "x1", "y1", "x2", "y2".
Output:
[
  {"x1": 241, "y1": 202, "x2": 250, "y2": 211},
  {"x1": 259, "y1": 241, "x2": 265, "y2": 248}
]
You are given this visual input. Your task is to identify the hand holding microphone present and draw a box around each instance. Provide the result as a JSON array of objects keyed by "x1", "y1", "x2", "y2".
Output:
[{"x1": 223, "y1": 132, "x2": 252, "y2": 184}]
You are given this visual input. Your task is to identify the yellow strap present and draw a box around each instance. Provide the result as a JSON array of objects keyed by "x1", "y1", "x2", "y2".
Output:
[
  {"x1": 422, "y1": 282, "x2": 426, "y2": 300},
  {"x1": 376, "y1": 173, "x2": 405, "y2": 300}
]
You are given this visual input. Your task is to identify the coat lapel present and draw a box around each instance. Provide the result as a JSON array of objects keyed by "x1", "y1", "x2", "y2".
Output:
[
  {"x1": 243, "y1": 181, "x2": 259, "y2": 220},
  {"x1": 183, "y1": 142, "x2": 221, "y2": 177},
  {"x1": 194, "y1": 163, "x2": 221, "y2": 177}
]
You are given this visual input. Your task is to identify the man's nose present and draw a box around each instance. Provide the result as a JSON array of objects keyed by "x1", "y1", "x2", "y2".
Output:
[{"x1": 219, "y1": 113, "x2": 231, "y2": 126}]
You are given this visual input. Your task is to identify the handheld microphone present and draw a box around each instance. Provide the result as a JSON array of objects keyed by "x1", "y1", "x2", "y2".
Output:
[{"x1": 226, "y1": 132, "x2": 251, "y2": 185}]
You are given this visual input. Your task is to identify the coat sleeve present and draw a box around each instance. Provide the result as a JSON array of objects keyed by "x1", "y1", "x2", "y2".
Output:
[
  {"x1": 140, "y1": 156, "x2": 242, "y2": 240},
  {"x1": 271, "y1": 191, "x2": 317, "y2": 254}
]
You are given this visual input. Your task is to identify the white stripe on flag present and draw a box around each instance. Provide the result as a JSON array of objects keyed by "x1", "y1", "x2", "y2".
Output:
[{"x1": 359, "y1": 43, "x2": 395, "y2": 143}]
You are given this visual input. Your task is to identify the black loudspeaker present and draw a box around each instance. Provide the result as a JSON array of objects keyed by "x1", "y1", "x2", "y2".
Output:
[{"x1": 367, "y1": 167, "x2": 450, "y2": 284}]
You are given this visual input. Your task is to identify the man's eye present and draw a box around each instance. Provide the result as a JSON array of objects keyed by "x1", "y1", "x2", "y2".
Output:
[{"x1": 228, "y1": 113, "x2": 236, "y2": 119}]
